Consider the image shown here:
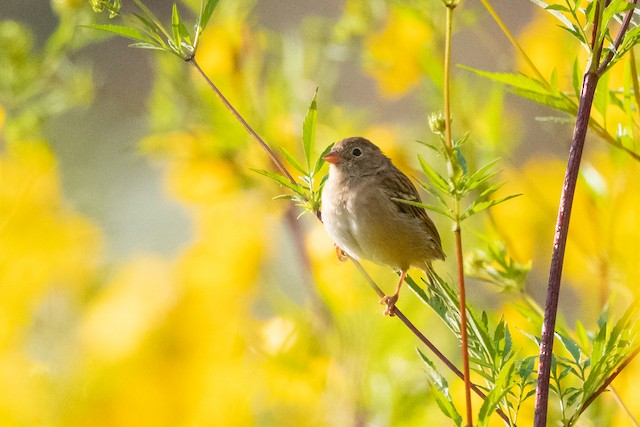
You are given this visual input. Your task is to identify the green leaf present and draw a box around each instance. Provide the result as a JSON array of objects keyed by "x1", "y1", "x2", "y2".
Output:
[
  {"x1": 417, "y1": 349, "x2": 463, "y2": 426},
  {"x1": 392, "y1": 198, "x2": 454, "y2": 220},
  {"x1": 252, "y1": 169, "x2": 305, "y2": 195},
  {"x1": 172, "y1": 3, "x2": 182, "y2": 46},
  {"x1": 556, "y1": 332, "x2": 582, "y2": 365},
  {"x1": 461, "y1": 66, "x2": 576, "y2": 114},
  {"x1": 132, "y1": 12, "x2": 164, "y2": 44},
  {"x1": 575, "y1": 320, "x2": 590, "y2": 350},
  {"x1": 128, "y1": 42, "x2": 166, "y2": 51},
  {"x1": 465, "y1": 158, "x2": 501, "y2": 190},
  {"x1": 302, "y1": 89, "x2": 318, "y2": 171},
  {"x1": 199, "y1": 0, "x2": 221, "y2": 32},
  {"x1": 82, "y1": 24, "x2": 156, "y2": 45},
  {"x1": 461, "y1": 193, "x2": 520, "y2": 220},
  {"x1": 477, "y1": 356, "x2": 516, "y2": 426},
  {"x1": 132, "y1": 0, "x2": 170, "y2": 39},
  {"x1": 279, "y1": 146, "x2": 306, "y2": 175},
  {"x1": 594, "y1": 72, "x2": 610, "y2": 126},
  {"x1": 418, "y1": 154, "x2": 449, "y2": 193},
  {"x1": 530, "y1": 0, "x2": 574, "y2": 29},
  {"x1": 313, "y1": 143, "x2": 333, "y2": 175}
]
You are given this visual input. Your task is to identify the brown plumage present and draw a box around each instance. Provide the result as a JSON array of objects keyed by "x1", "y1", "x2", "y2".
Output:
[{"x1": 321, "y1": 136, "x2": 444, "y2": 315}]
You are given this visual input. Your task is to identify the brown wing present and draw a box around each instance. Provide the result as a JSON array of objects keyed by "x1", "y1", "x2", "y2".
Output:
[{"x1": 380, "y1": 166, "x2": 445, "y2": 258}]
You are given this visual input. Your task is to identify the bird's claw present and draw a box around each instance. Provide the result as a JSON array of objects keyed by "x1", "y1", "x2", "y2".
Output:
[
  {"x1": 335, "y1": 245, "x2": 349, "y2": 262},
  {"x1": 379, "y1": 294, "x2": 399, "y2": 317}
]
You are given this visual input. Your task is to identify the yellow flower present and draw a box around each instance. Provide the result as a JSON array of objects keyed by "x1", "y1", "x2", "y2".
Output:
[
  {"x1": 0, "y1": 140, "x2": 101, "y2": 425},
  {"x1": 364, "y1": 8, "x2": 433, "y2": 98},
  {"x1": 79, "y1": 257, "x2": 176, "y2": 361},
  {"x1": 492, "y1": 153, "x2": 640, "y2": 316}
]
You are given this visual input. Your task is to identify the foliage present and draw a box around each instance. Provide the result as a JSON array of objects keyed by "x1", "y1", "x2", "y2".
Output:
[{"x1": 1, "y1": 0, "x2": 640, "y2": 426}]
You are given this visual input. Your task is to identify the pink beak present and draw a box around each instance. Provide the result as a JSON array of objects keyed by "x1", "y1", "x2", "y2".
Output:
[{"x1": 323, "y1": 150, "x2": 340, "y2": 165}]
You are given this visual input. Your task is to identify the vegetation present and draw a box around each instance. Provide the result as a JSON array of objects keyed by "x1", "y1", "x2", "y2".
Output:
[{"x1": 1, "y1": 0, "x2": 640, "y2": 425}]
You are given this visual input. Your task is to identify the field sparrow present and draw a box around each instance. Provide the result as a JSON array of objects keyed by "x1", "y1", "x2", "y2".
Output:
[{"x1": 321, "y1": 137, "x2": 445, "y2": 315}]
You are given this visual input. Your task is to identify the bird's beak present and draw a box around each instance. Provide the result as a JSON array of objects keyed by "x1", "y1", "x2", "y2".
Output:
[{"x1": 323, "y1": 149, "x2": 340, "y2": 165}]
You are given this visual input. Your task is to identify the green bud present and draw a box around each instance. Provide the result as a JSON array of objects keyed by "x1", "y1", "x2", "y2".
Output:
[{"x1": 428, "y1": 112, "x2": 447, "y2": 135}]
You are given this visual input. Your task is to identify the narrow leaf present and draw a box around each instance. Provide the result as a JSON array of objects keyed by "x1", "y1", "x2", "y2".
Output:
[
  {"x1": 252, "y1": 169, "x2": 305, "y2": 194},
  {"x1": 279, "y1": 146, "x2": 306, "y2": 175},
  {"x1": 82, "y1": 24, "x2": 156, "y2": 45},
  {"x1": 418, "y1": 154, "x2": 449, "y2": 193},
  {"x1": 302, "y1": 89, "x2": 318, "y2": 171},
  {"x1": 199, "y1": 0, "x2": 221, "y2": 32},
  {"x1": 418, "y1": 349, "x2": 463, "y2": 426}
]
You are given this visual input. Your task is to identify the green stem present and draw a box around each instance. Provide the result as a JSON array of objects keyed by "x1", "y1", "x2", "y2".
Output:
[
  {"x1": 443, "y1": 4, "x2": 454, "y2": 151},
  {"x1": 478, "y1": 0, "x2": 549, "y2": 89}
]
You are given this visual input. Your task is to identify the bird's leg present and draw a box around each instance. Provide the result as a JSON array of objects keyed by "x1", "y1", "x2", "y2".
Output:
[
  {"x1": 379, "y1": 270, "x2": 407, "y2": 316},
  {"x1": 335, "y1": 245, "x2": 349, "y2": 262}
]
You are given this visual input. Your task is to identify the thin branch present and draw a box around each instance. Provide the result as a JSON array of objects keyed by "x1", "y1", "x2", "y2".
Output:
[
  {"x1": 188, "y1": 56, "x2": 296, "y2": 185},
  {"x1": 349, "y1": 258, "x2": 510, "y2": 424},
  {"x1": 443, "y1": 4, "x2": 454, "y2": 151},
  {"x1": 596, "y1": 0, "x2": 639, "y2": 76},
  {"x1": 442, "y1": 2, "x2": 473, "y2": 425},
  {"x1": 630, "y1": 49, "x2": 640, "y2": 127},
  {"x1": 571, "y1": 345, "x2": 640, "y2": 423}
]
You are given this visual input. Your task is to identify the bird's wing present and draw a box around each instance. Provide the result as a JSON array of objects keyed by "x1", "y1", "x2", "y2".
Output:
[{"x1": 381, "y1": 167, "x2": 445, "y2": 256}]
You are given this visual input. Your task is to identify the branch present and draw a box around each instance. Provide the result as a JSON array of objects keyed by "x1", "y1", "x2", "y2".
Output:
[
  {"x1": 534, "y1": 70, "x2": 600, "y2": 427},
  {"x1": 188, "y1": 57, "x2": 296, "y2": 185},
  {"x1": 571, "y1": 345, "x2": 640, "y2": 423},
  {"x1": 596, "y1": 0, "x2": 639, "y2": 75}
]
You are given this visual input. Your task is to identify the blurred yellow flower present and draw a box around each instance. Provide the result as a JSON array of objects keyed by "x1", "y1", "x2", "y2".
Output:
[
  {"x1": 493, "y1": 152, "x2": 640, "y2": 317},
  {"x1": 196, "y1": 20, "x2": 246, "y2": 78},
  {"x1": 0, "y1": 141, "x2": 101, "y2": 334},
  {"x1": 80, "y1": 256, "x2": 176, "y2": 361},
  {"x1": 364, "y1": 8, "x2": 433, "y2": 98},
  {"x1": 0, "y1": 140, "x2": 102, "y2": 425}
]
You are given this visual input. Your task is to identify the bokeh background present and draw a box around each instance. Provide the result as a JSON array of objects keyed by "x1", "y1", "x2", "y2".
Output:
[{"x1": 1, "y1": 0, "x2": 639, "y2": 425}]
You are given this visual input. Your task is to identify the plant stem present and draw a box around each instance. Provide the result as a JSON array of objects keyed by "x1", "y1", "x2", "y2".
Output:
[
  {"x1": 455, "y1": 227, "x2": 473, "y2": 426},
  {"x1": 443, "y1": 2, "x2": 473, "y2": 425},
  {"x1": 533, "y1": 69, "x2": 599, "y2": 427},
  {"x1": 351, "y1": 261, "x2": 509, "y2": 424},
  {"x1": 443, "y1": 4, "x2": 454, "y2": 150},
  {"x1": 188, "y1": 56, "x2": 296, "y2": 185}
]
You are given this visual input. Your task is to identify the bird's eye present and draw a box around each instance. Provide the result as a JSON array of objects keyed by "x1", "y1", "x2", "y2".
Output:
[{"x1": 352, "y1": 148, "x2": 362, "y2": 157}]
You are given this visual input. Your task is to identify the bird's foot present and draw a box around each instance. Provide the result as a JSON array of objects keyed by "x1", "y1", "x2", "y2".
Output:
[
  {"x1": 379, "y1": 294, "x2": 399, "y2": 317},
  {"x1": 335, "y1": 245, "x2": 349, "y2": 262}
]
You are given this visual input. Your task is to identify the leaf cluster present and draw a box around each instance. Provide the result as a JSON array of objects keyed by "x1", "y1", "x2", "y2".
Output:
[
  {"x1": 86, "y1": 0, "x2": 220, "y2": 60},
  {"x1": 253, "y1": 90, "x2": 329, "y2": 218},
  {"x1": 408, "y1": 273, "x2": 536, "y2": 426},
  {"x1": 467, "y1": 0, "x2": 640, "y2": 161},
  {"x1": 549, "y1": 305, "x2": 640, "y2": 425},
  {"x1": 397, "y1": 125, "x2": 519, "y2": 223}
]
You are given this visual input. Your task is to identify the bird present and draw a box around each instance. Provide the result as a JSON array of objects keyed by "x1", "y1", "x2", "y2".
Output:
[{"x1": 321, "y1": 136, "x2": 445, "y2": 316}]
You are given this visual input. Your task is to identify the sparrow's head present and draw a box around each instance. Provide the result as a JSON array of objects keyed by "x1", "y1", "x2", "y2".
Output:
[{"x1": 323, "y1": 137, "x2": 390, "y2": 176}]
